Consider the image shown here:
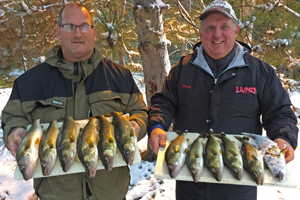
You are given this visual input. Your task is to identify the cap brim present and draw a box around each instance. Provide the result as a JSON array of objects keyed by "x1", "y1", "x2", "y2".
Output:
[{"x1": 200, "y1": 9, "x2": 234, "y2": 21}]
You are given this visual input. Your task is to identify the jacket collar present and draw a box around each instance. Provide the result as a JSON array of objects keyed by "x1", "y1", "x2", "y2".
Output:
[
  {"x1": 192, "y1": 41, "x2": 249, "y2": 76},
  {"x1": 44, "y1": 46, "x2": 102, "y2": 81}
]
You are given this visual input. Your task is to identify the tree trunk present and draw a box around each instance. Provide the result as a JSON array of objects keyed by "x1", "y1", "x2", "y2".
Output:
[{"x1": 133, "y1": 0, "x2": 171, "y2": 162}]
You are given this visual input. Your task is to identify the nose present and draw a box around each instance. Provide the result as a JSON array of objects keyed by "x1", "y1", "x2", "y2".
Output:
[
  {"x1": 213, "y1": 28, "x2": 222, "y2": 37},
  {"x1": 74, "y1": 26, "x2": 83, "y2": 37}
]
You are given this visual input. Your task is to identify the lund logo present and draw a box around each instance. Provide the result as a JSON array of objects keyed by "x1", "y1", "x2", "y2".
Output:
[
  {"x1": 183, "y1": 84, "x2": 191, "y2": 88},
  {"x1": 236, "y1": 87, "x2": 257, "y2": 94}
]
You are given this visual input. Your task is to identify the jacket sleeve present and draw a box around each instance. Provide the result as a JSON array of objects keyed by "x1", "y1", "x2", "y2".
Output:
[
  {"x1": 1, "y1": 80, "x2": 30, "y2": 149},
  {"x1": 148, "y1": 59, "x2": 182, "y2": 131},
  {"x1": 125, "y1": 75, "x2": 148, "y2": 141},
  {"x1": 260, "y1": 63, "x2": 298, "y2": 149}
]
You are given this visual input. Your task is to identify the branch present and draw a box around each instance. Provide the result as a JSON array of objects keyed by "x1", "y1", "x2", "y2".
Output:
[
  {"x1": 177, "y1": 0, "x2": 199, "y2": 30},
  {"x1": 278, "y1": 3, "x2": 300, "y2": 18}
]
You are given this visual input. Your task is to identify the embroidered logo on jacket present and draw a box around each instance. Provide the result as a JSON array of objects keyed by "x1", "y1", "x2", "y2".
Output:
[
  {"x1": 51, "y1": 100, "x2": 64, "y2": 106},
  {"x1": 236, "y1": 87, "x2": 257, "y2": 94},
  {"x1": 183, "y1": 84, "x2": 191, "y2": 88}
]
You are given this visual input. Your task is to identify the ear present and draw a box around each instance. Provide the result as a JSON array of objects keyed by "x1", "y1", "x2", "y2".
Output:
[
  {"x1": 199, "y1": 28, "x2": 202, "y2": 39},
  {"x1": 235, "y1": 24, "x2": 240, "y2": 38},
  {"x1": 56, "y1": 26, "x2": 61, "y2": 41},
  {"x1": 93, "y1": 27, "x2": 97, "y2": 41}
]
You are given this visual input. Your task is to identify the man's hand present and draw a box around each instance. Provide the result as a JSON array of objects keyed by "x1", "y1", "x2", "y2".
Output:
[
  {"x1": 149, "y1": 128, "x2": 167, "y2": 155},
  {"x1": 274, "y1": 138, "x2": 295, "y2": 164},
  {"x1": 7, "y1": 128, "x2": 26, "y2": 158},
  {"x1": 130, "y1": 121, "x2": 140, "y2": 139}
]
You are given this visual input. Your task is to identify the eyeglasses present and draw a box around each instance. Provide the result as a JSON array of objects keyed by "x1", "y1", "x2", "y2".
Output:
[{"x1": 61, "y1": 24, "x2": 93, "y2": 33}]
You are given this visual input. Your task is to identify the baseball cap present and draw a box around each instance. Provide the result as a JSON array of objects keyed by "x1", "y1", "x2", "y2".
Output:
[{"x1": 200, "y1": 1, "x2": 237, "y2": 21}]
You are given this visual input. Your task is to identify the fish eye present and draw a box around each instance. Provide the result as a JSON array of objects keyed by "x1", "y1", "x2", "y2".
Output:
[
  {"x1": 125, "y1": 150, "x2": 130, "y2": 155},
  {"x1": 85, "y1": 163, "x2": 90, "y2": 168}
]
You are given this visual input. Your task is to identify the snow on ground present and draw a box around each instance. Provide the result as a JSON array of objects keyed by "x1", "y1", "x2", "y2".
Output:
[{"x1": 0, "y1": 88, "x2": 299, "y2": 200}]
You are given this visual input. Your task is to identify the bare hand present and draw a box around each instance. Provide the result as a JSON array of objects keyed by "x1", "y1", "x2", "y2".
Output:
[
  {"x1": 130, "y1": 121, "x2": 140, "y2": 138},
  {"x1": 274, "y1": 138, "x2": 295, "y2": 164},
  {"x1": 149, "y1": 128, "x2": 167, "y2": 155},
  {"x1": 7, "y1": 128, "x2": 26, "y2": 158}
]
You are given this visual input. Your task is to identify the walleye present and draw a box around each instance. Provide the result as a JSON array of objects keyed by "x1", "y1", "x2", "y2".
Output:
[
  {"x1": 235, "y1": 136, "x2": 264, "y2": 185},
  {"x1": 186, "y1": 136, "x2": 204, "y2": 182},
  {"x1": 97, "y1": 115, "x2": 117, "y2": 171},
  {"x1": 57, "y1": 116, "x2": 80, "y2": 172},
  {"x1": 204, "y1": 129, "x2": 223, "y2": 182},
  {"x1": 77, "y1": 117, "x2": 100, "y2": 178},
  {"x1": 165, "y1": 131, "x2": 188, "y2": 178},
  {"x1": 241, "y1": 132, "x2": 287, "y2": 181},
  {"x1": 16, "y1": 119, "x2": 43, "y2": 180},
  {"x1": 39, "y1": 120, "x2": 60, "y2": 176},
  {"x1": 215, "y1": 132, "x2": 243, "y2": 180},
  {"x1": 111, "y1": 111, "x2": 137, "y2": 165}
]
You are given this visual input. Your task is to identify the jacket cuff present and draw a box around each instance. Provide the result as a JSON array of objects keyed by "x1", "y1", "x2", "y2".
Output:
[{"x1": 148, "y1": 123, "x2": 164, "y2": 137}]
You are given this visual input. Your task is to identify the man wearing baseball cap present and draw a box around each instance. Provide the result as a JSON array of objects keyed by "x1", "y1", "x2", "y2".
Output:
[{"x1": 148, "y1": 1, "x2": 298, "y2": 199}]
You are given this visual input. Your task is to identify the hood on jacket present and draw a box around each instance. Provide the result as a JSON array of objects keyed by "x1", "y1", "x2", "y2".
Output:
[{"x1": 44, "y1": 45, "x2": 103, "y2": 81}]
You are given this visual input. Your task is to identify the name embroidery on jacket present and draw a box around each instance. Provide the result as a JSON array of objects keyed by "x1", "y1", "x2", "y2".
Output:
[
  {"x1": 236, "y1": 87, "x2": 256, "y2": 94},
  {"x1": 183, "y1": 84, "x2": 191, "y2": 88}
]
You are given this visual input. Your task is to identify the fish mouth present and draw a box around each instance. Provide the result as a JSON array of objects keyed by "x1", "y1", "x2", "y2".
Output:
[
  {"x1": 84, "y1": 161, "x2": 97, "y2": 178},
  {"x1": 103, "y1": 155, "x2": 114, "y2": 171},
  {"x1": 60, "y1": 156, "x2": 75, "y2": 172},
  {"x1": 275, "y1": 172, "x2": 285, "y2": 181},
  {"x1": 252, "y1": 172, "x2": 264, "y2": 185}
]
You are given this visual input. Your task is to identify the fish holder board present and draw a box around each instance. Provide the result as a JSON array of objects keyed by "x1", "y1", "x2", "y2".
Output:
[
  {"x1": 154, "y1": 132, "x2": 297, "y2": 188},
  {"x1": 14, "y1": 115, "x2": 141, "y2": 180}
]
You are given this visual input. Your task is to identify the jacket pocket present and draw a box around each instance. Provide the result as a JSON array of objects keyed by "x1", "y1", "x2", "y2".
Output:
[
  {"x1": 88, "y1": 91, "x2": 129, "y2": 116},
  {"x1": 30, "y1": 98, "x2": 66, "y2": 123}
]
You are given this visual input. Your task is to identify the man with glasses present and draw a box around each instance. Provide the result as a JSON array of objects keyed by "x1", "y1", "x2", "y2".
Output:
[{"x1": 2, "y1": 3, "x2": 147, "y2": 200}]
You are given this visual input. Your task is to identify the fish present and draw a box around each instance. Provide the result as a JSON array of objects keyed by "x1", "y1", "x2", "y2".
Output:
[
  {"x1": 111, "y1": 111, "x2": 137, "y2": 165},
  {"x1": 214, "y1": 132, "x2": 243, "y2": 180},
  {"x1": 186, "y1": 136, "x2": 204, "y2": 182},
  {"x1": 165, "y1": 131, "x2": 188, "y2": 178},
  {"x1": 97, "y1": 115, "x2": 117, "y2": 171},
  {"x1": 16, "y1": 119, "x2": 43, "y2": 180},
  {"x1": 241, "y1": 132, "x2": 287, "y2": 181},
  {"x1": 77, "y1": 117, "x2": 100, "y2": 178},
  {"x1": 57, "y1": 116, "x2": 80, "y2": 172},
  {"x1": 204, "y1": 129, "x2": 224, "y2": 182},
  {"x1": 234, "y1": 136, "x2": 264, "y2": 185},
  {"x1": 39, "y1": 120, "x2": 60, "y2": 176}
]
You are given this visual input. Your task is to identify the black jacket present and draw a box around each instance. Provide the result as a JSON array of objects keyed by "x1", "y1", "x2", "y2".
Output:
[{"x1": 148, "y1": 41, "x2": 298, "y2": 148}]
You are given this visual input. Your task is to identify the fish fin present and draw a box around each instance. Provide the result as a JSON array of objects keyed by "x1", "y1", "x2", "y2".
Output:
[
  {"x1": 184, "y1": 148, "x2": 188, "y2": 154},
  {"x1": 174, "y1": 145, "x2": 180, "y2": 153},
  {"x1": 69, "y1": 135, "x2": 75, "y2": 143},
  {"x1": 201, "y1": 152, "x2": 204, "y2": 158},
  {"x1": 195, "y1": 152, "x2": 199, "y2": 158},
  {"x1": 105, "y1": 113, "x2": 112, "y2": 117},
  {"x1": 34, "y1": 138, "x2": 40, "y2": 147},
  {"x1": 281, "y1": 147, "x2": 288, "y2": 156},
  {"x1": 24, "y1": 139, "x2": 31, "y2": 150},
  {"x1": 130, "y1": 128, "x2": 135, "y2": 137},
  {"x1": 106, "y1": 134, "x2": 114, "y2": 143},
  {"x1": 49, "y1": 140, "x2": 55, "y2": 149},
  {"x1": 219, "y1": 148, "x2": 222, "y2": 155}
]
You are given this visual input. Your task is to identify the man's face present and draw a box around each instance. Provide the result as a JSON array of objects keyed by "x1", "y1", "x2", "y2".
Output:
[
  {"x1": 199, "y1": 12, "x2": 240, "y2": 60},
  {"x1": 56, "y1": 6, "x2": 96, "y2": 62}
]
